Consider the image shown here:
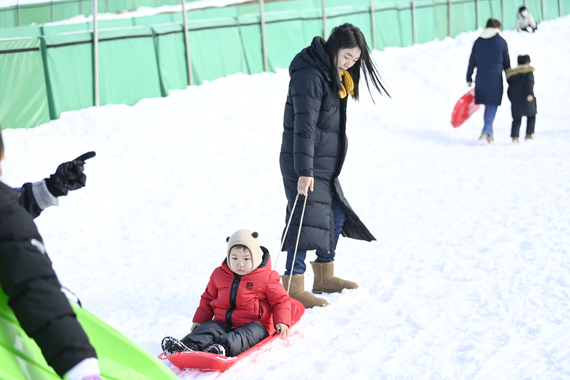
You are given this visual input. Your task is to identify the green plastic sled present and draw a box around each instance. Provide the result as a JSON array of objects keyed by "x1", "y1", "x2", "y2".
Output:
[{"x1": 0, "y1": 290, "x2": 178, "y2": 380}]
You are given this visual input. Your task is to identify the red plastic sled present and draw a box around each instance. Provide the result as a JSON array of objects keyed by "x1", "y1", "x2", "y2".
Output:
[
  {"x1": 451, "y1": 88, "x2": 480, "y2": 128},
  {"x1": 158, "y1": 298, "x2": 305, "y2": 372}
]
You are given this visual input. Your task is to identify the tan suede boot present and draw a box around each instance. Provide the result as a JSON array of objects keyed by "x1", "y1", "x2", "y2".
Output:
[
  {"x1": 311, "y1": 261, "x2": 358, "y2": 294},
  {"x1": 281, "y1": 274, "x2": 329, "y2": 308}
]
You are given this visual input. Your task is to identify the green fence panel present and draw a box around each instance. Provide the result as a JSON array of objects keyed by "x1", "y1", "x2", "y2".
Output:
[
  {"x1": 326, "y1": 5, "x2": 373, "y2": 42},
  {"x1": 19, "y1": 2, "x2": 51, "y2": 26},
  {"x1": 53, "y1": 0, "x2": 82, "y2": 23},
  {"x1": 478, "y1": 0, "x2": 502, "y2": 25},
  {"x1": 136, "y1": 0, "x2": 160, "y2": 7},
  {"x1": 564, "y1": 0, "x2": 570, "y2": 16},
  {"x1": 264, "y1": 10, "x2": 306, "y2": 71},
  {"x1": 0, "y1": 25, "x2": 42, "y2": 39},
  {"x1": 42, "y1": 32, "x2": 94, "y2": 119},
  {"x1": 300, "y1": 8, "x2": 324, "y2": 42},
  {"x1": 98, "y1": 27, "x2": 161, "y2": 106},
  {"x1": 0, "y1": 39, "x2": 50, "y2": 129},
  {"x1": 398, "y1": 1, "x2": 414, "y2": 47},
  {"x1": 416, "y1": 0, "x2": 440, "y2": 44},
  {"x1": 93, "y1": 18, "x2": 135, "y2": 29},
  {"x1": 237, "y1": 14, "x2": 264, "y2": 75},
  {"x1": 188, "y1": 17, "x2": 249, "y2": 83},
  {"x1": 153, "y1": 24, "x2": 187, "y2": 93},
  {"x1": 42, "y1": 23, "x2": 91, "y2": 36},
  {"x1": 544, "y1": 0, "x2": 560, "y2": 19},
  {"x1": 373, "y1": 5, "x2": 402, "y2": 49},
  {"x1": 0, "y1": 6, "x2": 17, "y2": 28},
  {"x1": 451, "y1": 1, "x2": 477, "y2": 36},
  {"x1": 133, "y1": 13, "x2": 174, "y2": 26}
]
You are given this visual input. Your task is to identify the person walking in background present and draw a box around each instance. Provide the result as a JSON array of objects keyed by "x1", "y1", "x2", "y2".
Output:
[
  {"x1": 507, "y1": 54, "x2": 537, "y2": 142},
  {"x1": 0, "y1": 127, "x2": 102, "y2": 380},
  {"x1": 516, "y1": 6, "x2": 537, "y2": 32},
  {"x1": 467, "y1": 18, "x2": 511, "y2": 143},
  {"x1": 279, "y1": 23, "x2": 389, "y2": 309}
]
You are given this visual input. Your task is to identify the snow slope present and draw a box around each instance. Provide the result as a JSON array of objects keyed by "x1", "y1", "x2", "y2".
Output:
[{"x1": 2, "y1": 15, "x2": 570, "y2": 380}]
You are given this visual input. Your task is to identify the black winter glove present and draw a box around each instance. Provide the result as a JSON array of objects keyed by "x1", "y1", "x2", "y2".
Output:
[{"x1": 44, "y1": 151, "x2": 96, "y2": 197}]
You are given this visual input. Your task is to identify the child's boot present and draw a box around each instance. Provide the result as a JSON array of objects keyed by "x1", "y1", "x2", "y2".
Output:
[
  {"x1": 281, "y1": 274, "x2": 328, "y2": 308},
  {"x1": 205, "y1": 343, "x2": 227, "y2": 356},
  {"x1": 161, "y1": 336, "x2": 196, "y2": 355},
  {"x1": 311, "y1": 261, "x2": 358, "y2": 294}
]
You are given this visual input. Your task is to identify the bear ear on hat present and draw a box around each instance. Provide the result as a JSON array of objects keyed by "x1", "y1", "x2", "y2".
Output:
[
  {"x1": 226, "y1": 237, "x2": 230, "y2": 242},
  {"x1": 252, "y1": 232, "x2": 259, "y2": 238}
]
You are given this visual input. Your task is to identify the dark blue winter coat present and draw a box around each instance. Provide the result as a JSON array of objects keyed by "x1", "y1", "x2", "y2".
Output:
[
  {"x1": 279, "y1": 36, "x2": 375, "y2": 254},
  {"x1": 466, "y1": 29, "x2": 511, "y2": 106},
  {"x1": 507, "y1": 65, "x2": 537, "y2": 117}
]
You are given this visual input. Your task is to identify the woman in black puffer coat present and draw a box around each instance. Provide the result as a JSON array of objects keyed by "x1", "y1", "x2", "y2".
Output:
[{"x1": 279, "y1": 24, "x2": 389, "y2": 309}]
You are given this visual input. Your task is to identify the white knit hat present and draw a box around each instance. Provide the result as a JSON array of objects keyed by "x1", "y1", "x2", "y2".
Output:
[{"x1": 226, "y1": 229, "x2": 264, "y2": 270}]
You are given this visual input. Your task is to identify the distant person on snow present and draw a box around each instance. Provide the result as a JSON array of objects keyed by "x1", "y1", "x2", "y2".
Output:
[
  {"x1": 0, "y1": 127, "x2": 101, "y2": 380},
  {"x1": 516, "y1": 6, "x2": 537, "y2": 33},
  {"x1": 507, "y1": 54, "x2": 537, "y2": 142},
  {"x1": 161, "y1": 229, "x2": 291, "y2": 357},
  {"x1": 279, "y1": 23, "x2": 390, "y2": 309},
  {"x1": 467, "y1": 18, "x2": 511, "y2": 143}
]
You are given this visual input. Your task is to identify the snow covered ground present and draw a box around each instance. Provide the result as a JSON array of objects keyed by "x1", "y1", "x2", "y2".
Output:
[{"x1": 2, "y1": 15, "x2": 570, "y2": 380}]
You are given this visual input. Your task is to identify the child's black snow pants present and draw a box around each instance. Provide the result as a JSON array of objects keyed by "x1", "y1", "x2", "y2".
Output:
[
  {"x1": 511, "y1": 115, "x2": 536, "y2": 137},
  {"x1": 181, "y1": 320, "x2": 269, "y2": 357}
]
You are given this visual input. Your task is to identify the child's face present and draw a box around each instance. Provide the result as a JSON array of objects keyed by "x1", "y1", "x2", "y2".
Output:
[{"x1": 229, "y1": 247, "x2": 254, "y2": 275}]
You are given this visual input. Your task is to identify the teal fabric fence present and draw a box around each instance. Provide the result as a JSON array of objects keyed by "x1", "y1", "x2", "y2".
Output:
[{"x1": 0, "y1": 0, "x2": 568, "y2": 129}]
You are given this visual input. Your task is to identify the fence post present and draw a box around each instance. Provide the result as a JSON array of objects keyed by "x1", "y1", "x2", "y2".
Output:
[
  {"x1": 412, "y1": 0, "x2": 417, "y2": 44},
  {"x1": 541, "y1": 0, "x2": 545, "y2": 21},
  {"x1": 17, "y1": 0, "x2": 20, "y2": 26},
  {"x1": 51, "y1": 0, "x2": 54, "y2": 22},
  {"x1": 322, "y1": 0, "x2": 327, "y2": 38},
  {"x1": 559, "y1": 0, "x2": 562, "y2": 17},
  {"x1": 80, "y1": 0, "x2": 82, "y2": 15},
  {"x1": 181, "y1": 0, "x2": 194, "y2": 86},
  {"x1": 370, "y1": 0, "x2": 377, "y2": 50},
  {"x1": 501, "y1": 0, "x2": 505, "y2": 28},
  {"x1": 476, "y1": 0, "x2": 479, "y2": 28},
  {"x1": 447, "y1": 0, "x2": 451, "y2": 36},
  {"x1": 93, "y1": 0, "x2": 99, "y2": 107},
  {"x1": 259, "y1": 0, "x2": 268, "y2": 72},
  {"x1": 133, "y1": 0, "x2": 137, "y2": 11}
]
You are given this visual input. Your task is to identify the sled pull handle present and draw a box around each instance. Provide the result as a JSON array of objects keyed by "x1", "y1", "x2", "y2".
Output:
[
  {"x1": 273, "y1": 193, "x2": 299, "y2": 271},
  {"x1": 286, "y1": 194, "x2": 308, "y2": 295}
]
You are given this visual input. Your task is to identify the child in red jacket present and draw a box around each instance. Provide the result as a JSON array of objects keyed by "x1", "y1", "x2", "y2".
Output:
[{"x1": 161, "y1": 229, "x2": 291, "y2": 357}]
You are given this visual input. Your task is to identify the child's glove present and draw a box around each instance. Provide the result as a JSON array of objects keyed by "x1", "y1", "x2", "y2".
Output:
[{"x1": 45, "y1": 151, "x2": 96, "y2": 197}]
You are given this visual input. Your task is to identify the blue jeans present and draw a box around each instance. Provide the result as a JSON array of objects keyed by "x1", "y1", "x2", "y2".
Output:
[
  {"x1": 285, "y1": 197, "x2": 346, "y2": 275},
  {"x1": 482, "y1": 105, "x2": 498, "y2": 139}
]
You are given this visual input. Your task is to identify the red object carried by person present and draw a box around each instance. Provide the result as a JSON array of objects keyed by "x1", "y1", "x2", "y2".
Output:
[
  {"x1": 451, "y1": 88, "x2": 480, "y2": 128},
  {"x1": 158, "y1": 298, "x2": 305, "y2": 373}
]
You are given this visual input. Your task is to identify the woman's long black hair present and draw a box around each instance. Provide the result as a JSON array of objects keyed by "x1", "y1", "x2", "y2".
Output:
[
  {"x1": 0, "y1": 125, "x2": 4, "y2": 159},
  {"x1": 324, "y1": 23, "x2": 390, "y2": 100}
]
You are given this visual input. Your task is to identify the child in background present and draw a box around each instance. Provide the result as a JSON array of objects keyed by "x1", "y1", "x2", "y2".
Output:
[
  {"x1": 507, "y1": 54, "x2": 537, "y2": 142},
  {"x1": 161, "y1": 229, "x2": 291, "y2": 357},
  {"x1": 516, "y1": 6, "x2": 537, "y2": 32}
]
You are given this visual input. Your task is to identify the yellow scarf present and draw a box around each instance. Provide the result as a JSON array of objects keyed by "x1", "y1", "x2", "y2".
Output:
[{"x1": 338, "y1": 70, "x2": 355, "y2": 99}]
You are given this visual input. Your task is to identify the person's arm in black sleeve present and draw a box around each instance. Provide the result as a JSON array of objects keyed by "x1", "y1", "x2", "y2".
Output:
[
  {"x1": 0, "y1": 183, "x2": 98, "y2": 378},
  {"x1": 17, "y1": 151, "x2": 96, "y2": 219}
]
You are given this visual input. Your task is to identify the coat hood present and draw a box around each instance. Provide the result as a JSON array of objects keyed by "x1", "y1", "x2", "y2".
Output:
[
  {"x1": 506, "y1": 65, "x2": 535, "y2": 79},
  {"x1": 289, "y1": 36, "x2": 333, "y2": 83},
  {"x1": 480, "y1": 27, "x2": 500, "y2": 39}
]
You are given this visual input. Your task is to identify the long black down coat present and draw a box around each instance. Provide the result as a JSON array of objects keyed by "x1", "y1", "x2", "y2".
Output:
[
  {"x1": 507, "y1": 65, "x2": 537, "y2": 117},
  {"x1": 279, "y1": 36, "x2": 375, "y2": 254},
  {"x1": 0, "y1": 181, "x2": 96, "y2": 377},
  {"x1": 466, "y1": 29, "x2": 511, "y2": 105}
]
